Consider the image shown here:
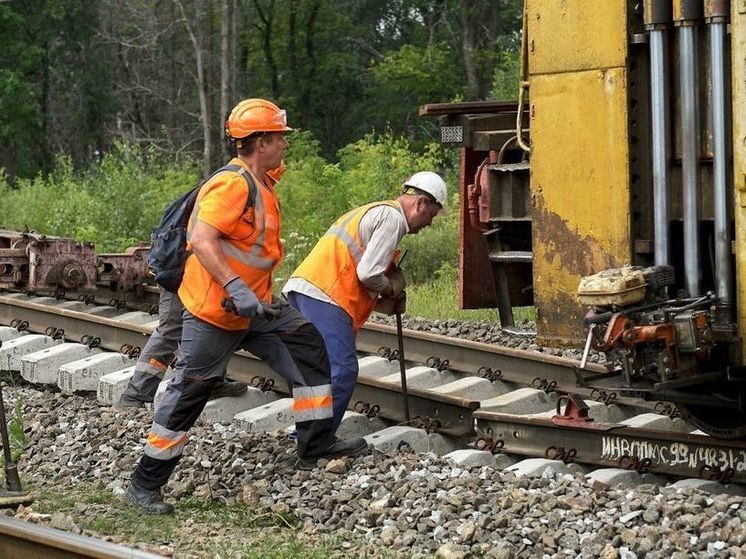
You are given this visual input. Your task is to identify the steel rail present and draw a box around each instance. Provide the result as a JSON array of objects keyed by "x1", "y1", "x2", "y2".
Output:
[
  {"x1": 4, "y1": 294, "x2": 746, "y2": 483},
  {"x1": 0, "y1": 293, "x2": 611, "y2": 385},
  {"x1": 475, "y1": 409, "x2": 746, "y2": 483},
  {"x1": 0, "y1": 293, "x2": 638, "y2": 435},
  {"x1": 0, "y1": 515, "x2": 161, "y2": 559},
  {"x1": 0, "y1": 294, "x2": 481, "y2": 436},
  {"x1": 358, "y1": 322, "x2": 611, "y2": 389}
]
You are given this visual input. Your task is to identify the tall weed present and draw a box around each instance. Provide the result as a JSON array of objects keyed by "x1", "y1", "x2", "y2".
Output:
[
  {"x1": 276, "y1": 131, "x2": 458, "y2": 284},
  {"x1": 1, "y1": 144, "x2": 198, "y2": 252},
  {"x1": 2, "y1": 134, "x2": 463, "y2": 294}
]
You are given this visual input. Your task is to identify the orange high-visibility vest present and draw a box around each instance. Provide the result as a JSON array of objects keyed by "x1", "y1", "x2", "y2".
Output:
[
  {"x1": 179, "y1": 160, "x2": 283, "y2": 330},
  {"x1": 291, "y1": 200, "x2": 400, "y2": 330}
]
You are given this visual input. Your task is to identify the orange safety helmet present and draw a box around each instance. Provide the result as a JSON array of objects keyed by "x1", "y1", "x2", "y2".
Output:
[
  {"x1": 225, "y1": 98, "x2": 292, "y2": 140},
  {"x1": 266, "y1": 160, "x2": 287, "y2": 184}
]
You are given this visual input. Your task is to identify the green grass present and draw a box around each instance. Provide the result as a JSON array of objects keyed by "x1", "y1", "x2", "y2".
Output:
[
  {"x1": 35, "y1": 484, "x2": 177, "y2": 541},
  {"x1": 8, "y1": 395, "x2": 26, "y2": 463},
  {"x1": 404, "y1": 263, "x2": 536, "y2": 323},
  {"x1": 176, "y1": 496, "x2": 299, "y2": 528},
  {"x1": 30, "y1": 482, "x2": 361, "y2": 558},
  {"x1": 208, "y1": 539, "x2": 337, "y2": 559},
  {"x1": 0, "y1": 377, "x2": 27, "y2": 467}
]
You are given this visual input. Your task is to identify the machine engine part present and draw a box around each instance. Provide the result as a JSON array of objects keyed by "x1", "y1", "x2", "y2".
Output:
[
  {"x1": 577, "y1": 267, "x2": 647, "y2": 307},
  {"x1": 0, "y1": 230, "x2": 96, "y2": 292},
  {"x1": 97, "y1": 246, "x2": 151, "y2": 293}
]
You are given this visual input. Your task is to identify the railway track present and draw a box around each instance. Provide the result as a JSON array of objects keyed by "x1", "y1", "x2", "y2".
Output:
[
  {"x1": 1, "y1": 291, "x2": 745, "y2": 488},
  {"x1": 0, "y1": 514, "x2": 161, "y2": 558}
]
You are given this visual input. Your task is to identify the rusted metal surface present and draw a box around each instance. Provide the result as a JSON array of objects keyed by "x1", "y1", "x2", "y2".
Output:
[
  {"x1": 552, "y1": 393, "x2": 618, "y2": 430},
  {"x1": 97, "y1": 246, "x2": 151, "y2": 293},
  {"x1": 480, "y1": 162, "x2": 530, "y2": 223},
  {"x1": 435, "y1": 111, "x2": 527, "y2": 152},
  {"x1": 673, "y1": 0, "x2": 704, "y2": 22},
  {"x1": 475, "y1": 409, "x2": 746, "y2": 482},
  {"x1": 529, "y1": 68, "x2": 632, "y2": 345},
  {"x1": 458, "y1": 147, "x2": 497, "y2": 310},
  {"x1": 644, "y1": 0, "x2": 673, "y2": 25},
  {"x1": 0, "y1": 250, "x2": 27, "y2": 287},
  {"x1": 704, "y1": 0, "x2": 730, "y2": 19},
  {"x1": 0, "y1": 515, "x2": 161, "y2": 559},
  {"x1": 415, "y1": 103, "x2": 534, "y2": 320},
  {"x1": 0, "y1": 231, "x2": 154, "y2": 302},
  {"x1": 0, "y1": 231, "x2": 97, "y2": 292},
  {"x1": 419, "y1": 100, "x2": 520, "y2": 117}
]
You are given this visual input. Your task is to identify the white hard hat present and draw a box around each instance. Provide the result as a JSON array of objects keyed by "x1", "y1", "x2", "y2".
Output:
[{"x1": 403, "y1": 171, "x2": 448, "y2": 214}]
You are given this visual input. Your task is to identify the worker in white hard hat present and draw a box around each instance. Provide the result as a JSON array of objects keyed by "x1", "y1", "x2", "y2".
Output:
[{"x1": 283, "y1": 171, "x2": 448, "y2": 432}]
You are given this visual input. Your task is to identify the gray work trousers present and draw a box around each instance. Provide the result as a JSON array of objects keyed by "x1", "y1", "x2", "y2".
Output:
[
  {"x1": 133, "y1": 305, "x2": 335, "y2": 489},
  {"x1": 121, "y1": 288, "x2": 226, "y2": 403}
]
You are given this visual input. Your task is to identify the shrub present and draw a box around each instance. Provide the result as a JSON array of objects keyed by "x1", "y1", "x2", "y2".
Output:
[
  {"x1": 2, "y1": 133, "x2": 461, "y2": 288},
  {"x1": 276, "y1": 131, "x2": 458, "y2": 285},
  {"x1": 1, "y1": 143, "x2": 198, "y2": 252}
]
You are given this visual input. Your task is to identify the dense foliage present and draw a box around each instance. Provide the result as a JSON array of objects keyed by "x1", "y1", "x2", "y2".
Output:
[
  {"x1": 2, "y1": 133, "x2": 460, "y2": 284},
  {"x1": 2, "y1": 145, "x2": 197, "y2": 250},
  {"x1": 0, "y1": 0, "x2": 521, "y2": 308},
  {"x1": 0, "y1": 0, "x2": 521, "y2": 178}
]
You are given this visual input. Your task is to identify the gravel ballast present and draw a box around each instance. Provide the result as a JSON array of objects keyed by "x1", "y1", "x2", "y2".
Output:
[
  {"x1": 4, "y1": 382, "x2": 745, "y2": 558},
  {"x1": 368, "y1": 315, "x2": 607, "y2": 364}
]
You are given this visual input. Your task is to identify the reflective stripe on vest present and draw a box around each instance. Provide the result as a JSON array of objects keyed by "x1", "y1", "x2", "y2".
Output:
[
  {"x1": 179, "y1": 161, "x2": 283, "y2": 330},
  {"x1": 187, "y1": 168, "x2": 274, "y2": 270},
  {"x1": 325, "y1": 209, "x2": 364, "y2": 263},
  {"x1": 290, "y1": 200, "x2": 400, "y2": 330}
]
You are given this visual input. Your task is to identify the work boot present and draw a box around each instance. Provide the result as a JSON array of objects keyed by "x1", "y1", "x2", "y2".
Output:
[
  {"x1": 297, "y1": 436, "x2": 368, "y2": 470},
  {"x1": 115, "y1": 391, "x2": 148, "y2": 409},
  {"x1": 209, "y1": 378, "x2": 248, "y2": 399},
  {"x1": 123, "y1": 483, "x2": 174, "y2": 515},
  {"x1": 116, "y1": 379, "x2": 247, "y2": 409}
]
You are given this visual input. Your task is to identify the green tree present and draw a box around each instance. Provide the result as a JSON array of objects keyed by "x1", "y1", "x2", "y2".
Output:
[{"x1": 0, "y1": 1, "x2": 112, "y2": 177}]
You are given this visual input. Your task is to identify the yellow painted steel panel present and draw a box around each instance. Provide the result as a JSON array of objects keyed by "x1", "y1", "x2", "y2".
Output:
[
  {"x1": 732, "y1": 2, "x2": 746, "y2": 363},
  {"x1": 527, "y1": 0, "x2": 628, "y2": 75},
  {"x1": 530, "y1": 68, "x2": 632, "y2": 345}
]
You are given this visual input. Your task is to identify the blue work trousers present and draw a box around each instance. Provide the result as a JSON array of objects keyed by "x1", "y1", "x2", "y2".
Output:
[{"x1": 286, "y1": 292, "x2": 358, "y2": 433}]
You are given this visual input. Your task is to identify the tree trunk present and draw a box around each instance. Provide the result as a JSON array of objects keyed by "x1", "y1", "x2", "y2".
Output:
[
  {"x1": 479, "y1": 0, "x2": 503, "y2": 98},
  {"x1": 254, "y1": 0, "x2": 279, "y2": 99},
  {"x1": 175, "y1": 0, "x2": 212, "y2": 177},
  {"x1": 288, "y1": 0, "x2": 298, "y2": 97},
  {"x1": 231, "y1": 0, "x2": 238, "y2": 96},
  {"x1": 206, "y1": 0, "x2": 216, "y2": 166},
  {"x1": 220, "y1": 0, "x2": 231, "y2": 126},
  {"x1": 299, "y1": 0, "x2": 321, "y2": 128},
  {"x1": 459, "y1": 2, "x2": 479, "y2": 100}
]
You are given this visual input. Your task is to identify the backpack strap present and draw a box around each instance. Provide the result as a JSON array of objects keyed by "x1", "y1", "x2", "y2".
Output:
[{"x1": 212, "y1": 164, "x2": 257, "y2": 209}]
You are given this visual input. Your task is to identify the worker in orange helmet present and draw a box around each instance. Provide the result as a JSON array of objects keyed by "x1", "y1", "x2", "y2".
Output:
[
  {"x1": 124, "y1": 99, "x2": 366, "y2": 515},
  {"x1": 117, "y1": 143, "x2": 285, "y2": 410}
]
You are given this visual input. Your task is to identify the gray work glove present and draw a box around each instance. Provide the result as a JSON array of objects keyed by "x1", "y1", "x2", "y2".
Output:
[
  {"x1": 223, "y1": 277, "x2": 263, "y2": 318},
  {"x1": 386, "y1": 267, "x2": 406, "y2": 298},
  {"x1": 375, "y1": 292, "x2": 406, "y2": 316}
]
